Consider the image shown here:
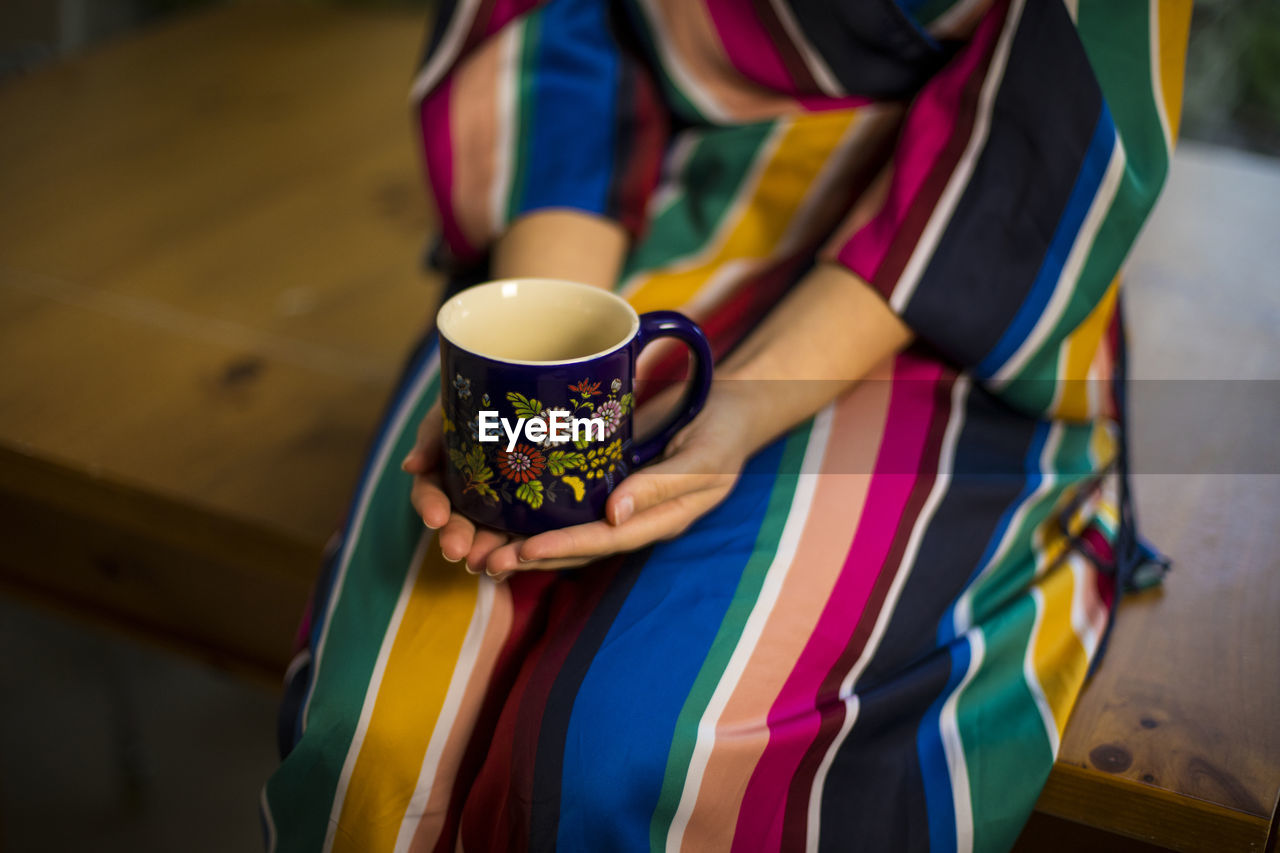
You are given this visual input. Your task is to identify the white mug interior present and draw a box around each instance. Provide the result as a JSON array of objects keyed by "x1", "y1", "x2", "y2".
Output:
[{"x1": 437, "y1": 278, "x2": 639, "y2": 364}]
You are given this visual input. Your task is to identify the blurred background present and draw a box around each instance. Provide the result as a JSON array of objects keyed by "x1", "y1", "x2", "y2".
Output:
[{"x1": 0, "y1": 2, "x2": 1277, "y2": 852}]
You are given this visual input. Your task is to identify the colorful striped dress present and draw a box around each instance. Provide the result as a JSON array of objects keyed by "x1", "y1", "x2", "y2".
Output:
[{"x1": 263, "y1": 1, "x2": 1190, "y2": 850}]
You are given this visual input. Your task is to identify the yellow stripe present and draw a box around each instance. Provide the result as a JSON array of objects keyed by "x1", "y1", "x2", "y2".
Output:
[
  {"x1": 1053, "y1": 274, "x2": 1119, "y2": 420},
  {"x1": 626, "y1": 110, "x2": 857, "y2": 314},
  {"x1": 1156, "y1": 0, "x2": 1192, "y2": 143},
  {"x1": 332, "y1": 541, "x2": 480, "y2": 853},
  {"x1": 1030, "y1": 560, "x2": 1089, "y2": 736},
  {"x1": 1088, "y1": 417, "x2": 1117, "y2": 469}
]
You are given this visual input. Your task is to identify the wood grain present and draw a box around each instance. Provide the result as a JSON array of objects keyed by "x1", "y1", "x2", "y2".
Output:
[
  {"x1": 0, "y1": 3, "x2": 440, "y2": 674},
  {"x1": 1021, "y1": 145, "x2": 1280, "y2": 851},
  {"x1": 0, "y1": 5, "x2": 1275, "y2": 849}
]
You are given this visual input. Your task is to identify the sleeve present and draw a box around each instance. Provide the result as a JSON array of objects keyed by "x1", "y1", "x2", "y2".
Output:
[
  {"x1": 410, "y1": 0, "x2": 669, "y2": 270},
  {"x1": 822, "y1": 0, "x2": 1191, "y2": 406}
]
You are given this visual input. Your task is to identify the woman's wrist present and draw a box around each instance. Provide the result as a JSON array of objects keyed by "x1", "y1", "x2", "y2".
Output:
[
  {"x1": 491, "y1": 209, "x2": 628, "y2": 289},
  {"x1": 714, "y1": 262, "x2": 913, "y2": 453}
]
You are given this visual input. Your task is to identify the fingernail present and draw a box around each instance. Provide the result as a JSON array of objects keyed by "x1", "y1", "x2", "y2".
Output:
[
  {"x1": 401, "y1": 451, "x2": 418, "y2": 471},
  {"x1": 424, "y1": 517, "x2": 441, "y2": 530},
  {"x1": 441, "y1": 550, "x2": 461, "y2": 563},
  {"x1": 517, "y1": 552, "x2": 534, "y2": 564},
  {"x1": 489, "y1": 571, "x2": 512, "y2": 583},
  {"x1": 464, "y1": 561, "x2": 479, "y2": 576},
  {"x1": 612, "y1": 495, "x2": 634, "y2": 526}
]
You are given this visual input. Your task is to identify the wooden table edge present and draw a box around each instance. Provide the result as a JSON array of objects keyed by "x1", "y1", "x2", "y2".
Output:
[
  {"x1": 1037, "y1": 761, "x2": 1274, "y2": 852},
  {"x1": 0, "y1": 442, "x2": 322, "y2": 577}
]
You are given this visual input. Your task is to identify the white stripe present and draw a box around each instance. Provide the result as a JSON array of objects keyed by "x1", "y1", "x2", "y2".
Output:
[
  {"x1": 645, "y1": 131, "x2": 701, "y2": 224},
  {"x1": 409, "y1": 0, "x2": 483, "y2": 103},
  {"x1": 323, "y1": 533, "x2": 432, "y2": 853},
  {"x1": 928, "y1": 0, "x2": 994, "y2": 39},
  {"x1": 1023, "y1": 586, "x2": 1061, "y2": 755},
  {"x1": 1062, "y1": 0, "x2": 1079, "y2": 24},
  {"x1": 393, "y1": 580, "x2": 498, "y2": 853},
  {"x1": 952, "y1": 423, "x2": 1063, "y2": 638},
  {"x1": 941, "y1": 630, "x2": 985, "y2": 853},
  {"x1": 1148, "y1": 0, "x2": 1175, "y2": 158},
  {"x1": 664, "y1": 405, "x2": 834, "y2": 852},
  {"x1": 765, "y1": 0, "x2": 846, "y2": 97},
  {"x1": 633, "y1": 0, "x2": 731, "y2": 124},
  {"x1": 261, "y1": 785, "x2": 278, "y2": 853},
  {"x1": 674, "y1": 112, "x2": 880, "y2": 318},
  {"x1": 889, "y1": 0, "x2": 1026, "y2": 314},
  {"x1": 619, "y1": 122, "x2": 788, "y2": 298},
  {"x1": 301, "y1": 355, "x2": 440, "y2": 731},
  {"x1": 489, "y1": 24, "x2": 521, "y2": 234},
  {"x1": 806, "y1": 375, "x2": 972, "y2": 851},
  {"x1": 993, "y1": 139, "x2": 1126, "y2": 388},
  {"x1": 1068, "y1": 553, "x2": 1106, "y2": 660}
]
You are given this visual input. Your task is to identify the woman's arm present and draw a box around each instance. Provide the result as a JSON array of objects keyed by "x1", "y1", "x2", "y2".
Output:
[
  {"x1": 470, "y1": 259, "x2": 912, "y2": 577},
  {"x1": 405, "y1": 209, "x2": 911, "y2": 576},
  {"x1": 491, "y1": 210, "x2": 628, "y2": 289}
]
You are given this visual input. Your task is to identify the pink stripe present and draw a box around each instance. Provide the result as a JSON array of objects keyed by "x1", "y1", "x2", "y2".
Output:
[
  {"x1": 419, "y1": 80, "x2": 478, "y2": 262},
  {"x1": 835, "y1": 4, "x2": 1005, "y2": 279},
  {"x1": 733, "y1": 356, "x2": 946, "y2": 848},
  {"x1": 705, "y1": 0, "x2": 799, "y2": 96}
]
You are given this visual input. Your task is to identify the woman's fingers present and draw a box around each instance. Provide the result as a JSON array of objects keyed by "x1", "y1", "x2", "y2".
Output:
[
  {"x1": 466, "y1": 528, "x2": 510, "y2": 575},
  {"x1": 605, "y1": 435, "x2": 732, "y2": 524},
  {"x1": 410, "y1": 472, "x2": 452, "y2": 530},
  {"x1": 402, "y1": 406, "x2": 443, "y2": 474},
  {"x1": 438, "y1": 511, "x2": 477, "y2": 563},
  {"x1": 508, "y1": 489, "x2": 723, "y2": 570}
]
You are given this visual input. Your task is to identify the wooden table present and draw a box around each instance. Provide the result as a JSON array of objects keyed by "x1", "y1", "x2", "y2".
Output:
[{"x1": 0, "y1": 5, "x2": 1275, "y2": 851}]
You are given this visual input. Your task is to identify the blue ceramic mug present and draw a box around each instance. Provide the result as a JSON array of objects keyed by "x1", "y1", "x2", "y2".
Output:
[{"x1": 436, "y1": 278, "x2": 713, "y2": 535}]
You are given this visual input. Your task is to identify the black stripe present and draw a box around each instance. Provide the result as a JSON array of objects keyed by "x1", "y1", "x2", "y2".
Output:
[
  {"x1": 606, "y1": 25, "x2": 640, "y2": 227},
  {"x1": 817, "y1": 384, "x2": 1040, "y2": 848},
  {"x1": 904, "y1": 0, "x2": 1103, "y2": 368},
  {"x1": 818, "y1": 649, "x2": 953, "y2": 853},
  {"x1": 787, "y1": 0, "x2": 946, "y2": 99},
  {"x1": 417, "y1": 0, "x2": 460, "y2": 70}
]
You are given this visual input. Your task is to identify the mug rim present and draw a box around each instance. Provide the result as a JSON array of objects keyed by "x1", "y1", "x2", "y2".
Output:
[{"x1": 436, "y1": 277, "x2": 640, "y2": 366}]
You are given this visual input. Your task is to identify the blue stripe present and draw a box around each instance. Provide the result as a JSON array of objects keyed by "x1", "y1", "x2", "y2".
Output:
[
  {"x1": 515, "y1": 0, "x2": 618, "y2": 218},
  {"x1": 937, "y1": 420, "x2": 1051, "y2": 645},
  {"x1": 554, "y1": 437, "x2": 788, "y2": 851},
  {"x1": 975, "y1": 109, "x2": 1116, "y2": 378},
  {"x1": 917, "y1": 636, "x2": 973, "y2": 853}
]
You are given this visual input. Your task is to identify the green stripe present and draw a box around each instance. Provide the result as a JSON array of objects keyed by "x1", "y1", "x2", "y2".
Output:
[
  {"x1": 620, "y1": 121, "x2": 777, "y2": 287},
  {"x1": 621, "y1": 1, "x2": 706, "y2": 125},
  {"x1": 506, "y1": 15, "x2": 541, "y2": 220},
  {"x1": 966, "y1": 422, "x2": 1093, "y2": 626},
  {"x1": 959, "y1": 421, "x2": 1097, "y2": 853},
  {"x1": 265, "y1": 370, "x2": 441, "y2": 853},
  {"x1": 649, "y1": 420, "x2": 813, "y2": 849},
  {"x1": 958, "y1": 605, "x2": 1056, "y2": 853},
  {"x1": 914, "y1": 0, "x2": 961, "y2": 27},
  {"x1": 1004, "y1": 3, "x2": 1168, "y2": 412}
]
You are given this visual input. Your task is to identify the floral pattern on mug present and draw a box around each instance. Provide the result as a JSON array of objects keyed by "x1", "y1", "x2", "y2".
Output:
[{"x1": 443, "y1": 375, "x2": 634, "y2": 510}]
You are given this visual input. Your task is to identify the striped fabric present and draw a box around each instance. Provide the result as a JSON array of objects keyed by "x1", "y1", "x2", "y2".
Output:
[{"x1": 263, "y1": 1, "x2": 1190, "y2": 850}]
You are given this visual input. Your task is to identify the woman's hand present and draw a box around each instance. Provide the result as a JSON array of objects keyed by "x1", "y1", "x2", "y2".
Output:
[
  {"x1": 404, "y1": 260, "x2": 913, "y2": 580},
  {"x1": 402, "y1": 383, "x2": 758, "y2": 579},
  {"x1": 483, "y1": 382, "x2": 756, "y2": 576},
  {"x1": 402, "y1": 404, "x2": 517, "y2": 573}
]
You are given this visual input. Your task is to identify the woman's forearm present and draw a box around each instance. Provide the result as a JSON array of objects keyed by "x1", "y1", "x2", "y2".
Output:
[
  {"x1": 719, "y1": 262, "x2": 914, "y2": 453},
  {"x1": 491, "y1": 209, "x2": 628, "y2": 289},
  {"x1": 489, "y1": 217, "x2": 910, "y2": 459}
]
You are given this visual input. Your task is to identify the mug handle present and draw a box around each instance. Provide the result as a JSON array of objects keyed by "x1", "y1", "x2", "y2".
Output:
[{"x1": 630, "y1": 311, "x2": 714, "y2": 467}]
